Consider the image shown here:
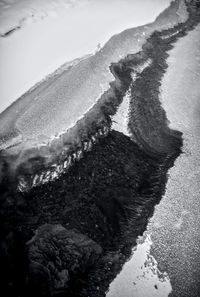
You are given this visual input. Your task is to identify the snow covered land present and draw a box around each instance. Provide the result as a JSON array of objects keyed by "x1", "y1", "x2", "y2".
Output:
[{"x1": 0, "y1": 0, "x2": 170, "y2": 113}]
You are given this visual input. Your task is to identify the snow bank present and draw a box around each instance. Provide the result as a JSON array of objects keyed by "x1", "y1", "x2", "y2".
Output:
[{"x1": 0, "y1": 0, "x2": 171, "y2": 113}]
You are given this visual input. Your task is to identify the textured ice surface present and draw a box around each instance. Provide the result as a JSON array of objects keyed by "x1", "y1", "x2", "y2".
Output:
[
  {"x1": 142, "y1": 24, "x2": 200, "y2": 296},
  {"x1": 107, "y1": 234, "x2": 172, "y2": 297}
]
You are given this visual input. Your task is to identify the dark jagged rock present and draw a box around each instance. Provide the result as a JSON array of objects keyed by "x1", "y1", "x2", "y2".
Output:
[
  {"x1": 26, "y1": 224, "x2": 102, "y2": 296},
  {"x1": 0, "y1": 131, "x2": 181, "y2": 297}
]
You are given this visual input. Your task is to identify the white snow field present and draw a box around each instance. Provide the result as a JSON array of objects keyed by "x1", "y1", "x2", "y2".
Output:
[{"x1": 0, "y1": 0, "x2": 171, "y2": 113}]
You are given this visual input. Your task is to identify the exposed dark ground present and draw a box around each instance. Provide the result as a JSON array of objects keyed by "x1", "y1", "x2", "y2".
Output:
[{"x1": 0, "y1": 130, "x2": 182, "y2": 297}]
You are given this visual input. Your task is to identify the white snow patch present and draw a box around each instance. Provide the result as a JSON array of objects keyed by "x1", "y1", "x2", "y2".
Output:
[
  {"x1": 107, "y1": 234, "x2": 172, "y2": 297},
  {"x1": 112, "y1": 59, "x2": 152, "y2": 136}
]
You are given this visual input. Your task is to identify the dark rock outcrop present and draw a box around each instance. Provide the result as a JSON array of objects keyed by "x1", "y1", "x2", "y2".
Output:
[
  {"x1": 0, "y1": 130, "x2": 181, "y2": 297},
  {"x1": 26, "y1": 224, "x2": 102, "y2": 296}
]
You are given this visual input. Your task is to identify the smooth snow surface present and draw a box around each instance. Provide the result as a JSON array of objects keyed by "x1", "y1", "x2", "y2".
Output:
[{"x1": 0, "y1": 0, "x2": 171, "y2": 113}]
